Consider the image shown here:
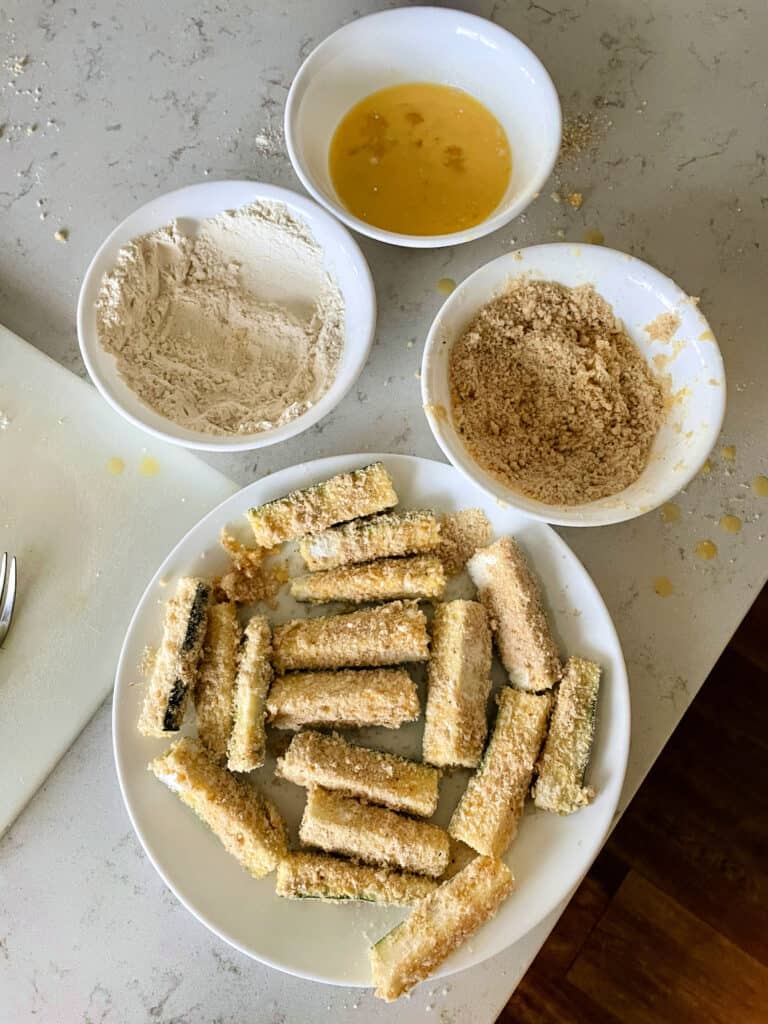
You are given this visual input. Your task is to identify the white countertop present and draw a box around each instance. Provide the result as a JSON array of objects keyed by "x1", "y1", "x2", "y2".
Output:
[{"x1": 1, "y1": 1, "x2": 766, "y2": 1021}]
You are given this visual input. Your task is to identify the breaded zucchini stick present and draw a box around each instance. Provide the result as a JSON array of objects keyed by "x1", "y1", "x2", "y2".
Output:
[
  {"x1": 370, "y1": 855, "x2": 514, "y2": 1001},
  {"x1": 449, "y1": 688, "x2": 552, "y2": 858},
  {"x1": 247, "y1": 462, "x2": 397, "y2": 547},
  {"x1": 298, "y1": 510, "x2": 440, "y2": 572},
  {"x1": 272, "y1": 600, "x2": 429, "y2": 672},
  {"x1": 194, "y1": 602, "x2": 239, "y2": 761},
  {"x1": 267, "y1": 668, "x2": 419, "y2": 730},
  {"x1": 276, "y1": 852, "x2": 437, "y2": 905},
  {"x1": 290, "y1": 555, "x2": 446, "y2": 605},
  {"x1": 276, "y1": 730, "x2": 439, "y2": 817},
  {"x1": 533, "y1": 657, "x2": 601, "y2": 814},
  {"x1": 138, "y1": 577, "x2": 211, "y2": 736},
  {"x1": 467, "y1": 538, "x2": 561, "y2": 691},
  {"x1": 227, "y1": 616, "x2": 272, "y2": 773},
  {"x1": 423, "y1": 600, "x2": 492, "y2": 768},
  {"x1": 299, "y1": 788, "x2": 449, "y2": 877},
  {"x1": 150, "y1": 737, "x2": 285, "y2": 878}
]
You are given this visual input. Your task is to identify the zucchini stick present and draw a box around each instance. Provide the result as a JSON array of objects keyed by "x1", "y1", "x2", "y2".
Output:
[
  {"x1": 150, "y1": 737, "x2": 285, "y2": 878},
  {"x1": 467, "y1": 538, "x2": 561, "y2": 691},
  {"x1": 276, "y1": 730, "x2": 439, "y2": 817},
  {"x1": 276, "y1": 852, "x2": 437, "y2": 905},
  {"x1": 423, "y1": 600, "x2": 492, "y2": 768},
  {"x1": 369, "y1": 855, "x2": 514, "y2": 1001},
  {"x1": 267, "y1": 668, "x2": 419, "y2": 730},
  {"x1": 227, "y1": 616, "x2": 272, "y2": 773},
  {"x1": 194, "y1": 602, "x2": 239, "y2": 761},
  {"x1": 533, "y1": 657, "x2": 601, "y2": 814},
  {"x1": 138, "y1": 577, "x2": 211, "y2": 736},
  {"x1": 298, "y1": 510, "x2": 440, "y2": 572},
  {"x1": 449, "y1": 688, "x2": 552, "y2": 858},
  {"x1": 299, "y1": 787, "x2": 449, "y2": 877},
  {"x1": 272, "y1": 600, "x2": 429, "y2": 672},
  {"x1": 290, "y1": 554, "x2": 446, "y2": 604},
  {"x1": 247, "y1": 462, "x2": 397, "y2": 547}
]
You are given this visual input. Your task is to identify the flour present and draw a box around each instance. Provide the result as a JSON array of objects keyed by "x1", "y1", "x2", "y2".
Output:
[{"x1": 96, "y1": 201, "x2": 345, "y2": 435}]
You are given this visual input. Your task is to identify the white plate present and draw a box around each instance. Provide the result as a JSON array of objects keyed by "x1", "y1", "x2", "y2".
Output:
[
  {"x1": 422, "y1": 244, "x2": 726, "y2": 526},
  {"x1": 113, "y1": 453, "x2": 629, "y2": 987},
  {"x1": 77, "y1": 181, "x2": 376, "y2": 452}
]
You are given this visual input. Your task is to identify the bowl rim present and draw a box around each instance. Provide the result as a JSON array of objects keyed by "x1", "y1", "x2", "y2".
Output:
[
  {"x1": 76, "y1": 180, "x2": 377, "y2": 453},
  {"x1": 284, "y1": 5, "x2": 562, "y2": 250},
  {"x1": 420, "y1": 242, "x2": 727, "y2": 526}
]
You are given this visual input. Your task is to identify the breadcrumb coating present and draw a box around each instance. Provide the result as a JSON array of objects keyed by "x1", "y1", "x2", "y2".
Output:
[
  {"x1": 195, "y1": 602, "x2": 239, "y2": 761},
  {"x1": 138, "y1": 578, "x2": 211, "y2": 736},
  {"x1": 277, "y1": 730, "x2": 439, "y2": 816},
  {"x1": 299, "y1": 509, "x2": 440, "y2": 572},
  {"x1": 423, "y1": 600, "x2": 492, "y2": 768},
  {"x1": 449, "y1": 687, "x2": 552, "y2": 857},
  {"x1": 370, "y1": 855, "x2": 514, "y2": 1000},
  {"x1": 299, "y1": 787, "x2": 449, "y2": 877},
  {"x1": 290, "y1": 554, "x2": 445, "y2": 604},
  {"x1": 267, "y1": 668, "x2": 420, "y2": 730},
  {"x1": 247, "y1": 463, "x2": 397, "y2": 547},
  {"x1": 533, "y1": 656, "x2": 600, "y2": 814},
  {"x1": 467, "y1": 538, "x2": 561, "y2": 691},
  {"x1": 150, "y1": 737, "x2": 286, "y2": 878},
  {"x1": 276, "y1": 852, "x2": 437, "y2": 905},
  {"x1": 272, "y1": 600, "x2": 429, "y2": 672}
]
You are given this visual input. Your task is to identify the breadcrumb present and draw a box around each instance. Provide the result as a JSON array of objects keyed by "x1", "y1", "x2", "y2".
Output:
[
  {"x1": 217, "y1": 529, "x2": 284, "y2": 605},
  {"x1": 436, "y1": 509, "x2": 491, "y2": 575}
]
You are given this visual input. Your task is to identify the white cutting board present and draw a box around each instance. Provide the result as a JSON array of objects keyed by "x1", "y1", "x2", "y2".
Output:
[{"x1": 0, "y1": 328, "x2": 238, "y2": 834}]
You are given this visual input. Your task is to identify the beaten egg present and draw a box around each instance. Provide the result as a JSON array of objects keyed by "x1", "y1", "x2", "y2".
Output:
[{"x1": 329, "y1": 82, "x2": 512, "y2": 236}]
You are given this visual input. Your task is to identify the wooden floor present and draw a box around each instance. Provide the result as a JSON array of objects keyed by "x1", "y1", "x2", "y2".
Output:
[{"x1": 499, "y1": 586, "x2": 768, "y2": 1024}]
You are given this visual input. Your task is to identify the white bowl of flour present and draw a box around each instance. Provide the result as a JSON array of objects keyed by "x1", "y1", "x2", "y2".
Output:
[{"x1": 78, "y1": 182, "x2": 376, "y2": 451}]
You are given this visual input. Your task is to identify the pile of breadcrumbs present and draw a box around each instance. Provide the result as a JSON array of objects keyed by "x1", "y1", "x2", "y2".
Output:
[{"x1": 449, "y1": 279, "x2": 664, "y2": 505}]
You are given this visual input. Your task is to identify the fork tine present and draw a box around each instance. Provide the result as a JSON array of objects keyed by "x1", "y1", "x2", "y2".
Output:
[{"x1": 0, "y1": 555, "x2": 16, "y2": 647}]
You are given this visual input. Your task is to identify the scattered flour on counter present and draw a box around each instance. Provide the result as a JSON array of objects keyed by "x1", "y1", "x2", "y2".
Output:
[{"x1": 96, "y1": 200, "x2": 345, "y2": 435}]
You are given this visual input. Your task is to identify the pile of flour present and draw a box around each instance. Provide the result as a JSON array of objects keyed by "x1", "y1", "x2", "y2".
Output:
[{"x1": 96, "y1": 201, "x2": 345, "y2": 435}]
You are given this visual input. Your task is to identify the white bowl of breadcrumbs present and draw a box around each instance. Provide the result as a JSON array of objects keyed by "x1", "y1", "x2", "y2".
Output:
[{"x1": 421, "y1": 244, "x2": 726, "y2": 527}]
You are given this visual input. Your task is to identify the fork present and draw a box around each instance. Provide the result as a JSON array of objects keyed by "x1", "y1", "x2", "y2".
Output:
[{"x1": 0, "y1": 553, "x2": 17, "y2": 648}]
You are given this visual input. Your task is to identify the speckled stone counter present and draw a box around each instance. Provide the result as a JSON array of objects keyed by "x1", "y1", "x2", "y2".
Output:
[{"x1": 1, "y1": 1, "x2": 766, "y2": 1021}]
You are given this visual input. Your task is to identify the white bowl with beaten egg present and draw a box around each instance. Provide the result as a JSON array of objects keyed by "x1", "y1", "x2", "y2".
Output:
[
  {"x1": 77, "y1": 181, "x2": 376, "y2": 452},
  {"x1": 285, "y1": 7, "x2": 561, "y2": 248},
  {"x1": 421, "y1": 244, "x2": 726, "y2": 526}
]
